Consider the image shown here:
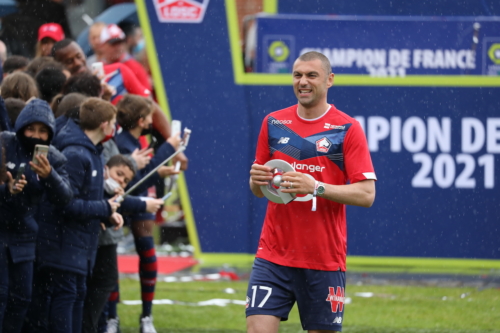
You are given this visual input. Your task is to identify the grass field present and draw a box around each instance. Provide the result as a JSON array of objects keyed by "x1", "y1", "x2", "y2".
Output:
[{"x1": 116, "y1": 277, "x2": 500, "y2": 333}]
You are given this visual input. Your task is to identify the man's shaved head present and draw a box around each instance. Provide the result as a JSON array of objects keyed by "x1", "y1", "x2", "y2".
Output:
[{"x1": 297, "y1": 51, "x2": 332, "y2": 75}]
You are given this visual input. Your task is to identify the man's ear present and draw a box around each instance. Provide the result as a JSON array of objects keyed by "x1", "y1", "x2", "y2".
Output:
[
  {"x1": 327, "y1": 73, "x2": 334, "y2": 88},
  {"x1": 137, "y1": 117, "x2": 145, "y2": 128},
  {"x1": 100, "y1": 121, "x2": 109, "y2": 131},
  {"x1": 104, "y1": 165, "x2": 110, "y2": 180}
]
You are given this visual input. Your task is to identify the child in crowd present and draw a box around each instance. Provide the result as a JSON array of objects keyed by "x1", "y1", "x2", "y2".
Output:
[
  {"x1": 52, "y1": 92, "x2": 88, "y2": 134},
  {"x1": 25, "y1": 98, "x2": 123, "y2": 333},
  {"x1": 1, "y1": 71, "x2": 39, "y2": 102},
  {"x1": 82, "y1": 155, "x2": 165, "y2": 333},
  {"x1": 0, "y1": 99, "x2": 72, "y2": 333},
  {"x1": 114, "y1": 94, "x2": 180, "y2": 333},
  {"x1": 4, "y1": 97, "x2": 26, "y2": 129}
]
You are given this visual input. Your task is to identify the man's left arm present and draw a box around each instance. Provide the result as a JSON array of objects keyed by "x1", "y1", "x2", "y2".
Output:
[
  {"x1": 280, "y1": 175, "x2": 375, "y2": 208},
  {"x1": 317, "y1": 179, "x2": 375, "y2": 207}
]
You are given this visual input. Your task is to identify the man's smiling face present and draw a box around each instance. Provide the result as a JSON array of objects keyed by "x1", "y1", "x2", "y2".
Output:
[{"x1": 292, "y1": 58, "x2": 333, "y2": 109}]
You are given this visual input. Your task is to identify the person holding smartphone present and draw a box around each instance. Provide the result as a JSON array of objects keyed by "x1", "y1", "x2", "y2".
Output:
[
  {"x1": 0, "y1": 98, "x2": 73, "y2": 333},
  {"x1": 114, "y1": 94, "x2": 180, "y2": 333},
  {"x1": 25, "y1": 98, "x2": 123, "y2": 333}
]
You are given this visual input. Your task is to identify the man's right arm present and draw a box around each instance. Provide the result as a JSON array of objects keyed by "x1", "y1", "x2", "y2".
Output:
[
  {"x1": 249, "y1": 163, "x2": 273, "y2": 198},
  {"x1": 250, "y1": 115, "x2": 272, "y2": 197}
]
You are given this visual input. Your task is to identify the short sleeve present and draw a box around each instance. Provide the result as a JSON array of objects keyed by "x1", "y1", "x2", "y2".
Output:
[
  {"x1": 343, "y1": 120, "x2": 377, "y2": 183},
  {"x1": 254, "y1": 115, "x2": 271, "y2": 165},
  {"x1": 120, "y1": 64, "x2": 151, "y2": 98}
]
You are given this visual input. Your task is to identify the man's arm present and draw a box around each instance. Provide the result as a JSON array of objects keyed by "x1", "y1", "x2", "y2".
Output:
[
  {"x1": 151, "y1": 102, "x2": 171, "y2": 139},
  {"x1": 280, "y1": 173, "x2": 375, "y2": 208},
  {"x1": 151, "y1": 101, "x2": 189, "y2": 170},
  {"x1": 249, "y1": 163, "x2": 273, "y2": 198},
  {"x1": 319, "y1": 179, "x2": 375, "y2": 208}
]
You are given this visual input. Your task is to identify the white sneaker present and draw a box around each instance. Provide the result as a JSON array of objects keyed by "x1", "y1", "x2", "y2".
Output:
[
  {"x1": 106, "y1": 317, "x2": 120, "y2": 333},
  {"x1": 140, "y1": 316, "x2": 157, "y2": 333}
]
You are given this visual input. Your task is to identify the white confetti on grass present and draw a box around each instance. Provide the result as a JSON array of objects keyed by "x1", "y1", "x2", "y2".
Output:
[{"x1": 122, "y1": 298, "x2": 246, "y2": 307}]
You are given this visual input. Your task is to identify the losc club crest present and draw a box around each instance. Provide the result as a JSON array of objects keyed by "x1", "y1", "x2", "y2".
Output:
[
  {"x1": 153, "y1": 0, "x2": 210, "y2": 23},
  {"x1": 316, "y1": 137, "x2": 332, "y2": 153}
]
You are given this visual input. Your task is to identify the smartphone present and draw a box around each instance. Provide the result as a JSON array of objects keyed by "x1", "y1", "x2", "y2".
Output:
[
  {"x1": 15, "y1": 163, "x2": 25, "y2": 184},
  {"x1": 171, "y1": 120, "x2": 181, "y2": 137},
  {"x1": 147, "y1": 135, "x2": 157, "y2": 149},
  {"x1": 174, "y1": 161, "x2": 181, "y2": 172},
  {"x1": 32, "y1": 144, "x2": 49, "y2": 167},
  {"x1": 91, "y1": 62, "x2": 105, "y2": 78}
]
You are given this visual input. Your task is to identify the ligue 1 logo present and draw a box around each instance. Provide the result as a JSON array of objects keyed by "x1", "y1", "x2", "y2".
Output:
[
  {"x1": 488, "y1": 43, "x2": 500, "y2": 64},
  {"x1": 154, "y1": 0, "x2": 210, "y2": 23}
]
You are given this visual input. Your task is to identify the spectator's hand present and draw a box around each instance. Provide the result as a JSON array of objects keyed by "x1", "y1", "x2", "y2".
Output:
[
  {"x1": 30, "y1": 154, "x2": 52, "y2": 178},
  {"x1": 145, "y1": 198, "x2": 164, "y2": 213},
  {"x1": 100, "y1": 222, "x2": 106, "y2": 231},
  {"x1": 109, "y1": 212, "x2": 124, "y2": 230},
  {"x1": 113, "y1": 186, "x2": 124, "y2": 196},
  {"x1": 130, "y1": 148, "x2": 153, "y2": 170},
  {"x1": 167, "y1": 131, "x2": 181, "y2": 150},
  {"x1": 100, "y1": 82, "x2": 115, "y2": 101},
  {"x1": 108, "y1": 195, "x2": 121, "y2": 214},
  {"x1": 157, "y1": 166, "x2": 179, "y2": 178},
  {"x1": 249, "y1": 163, "x2": 273, "y2": 187},
  {"x1": 173, "y1": 152, "x2": 188, "y2": 171},
  {"x1": 6, "y1": 171, "x2": 27, "y2": 194}
]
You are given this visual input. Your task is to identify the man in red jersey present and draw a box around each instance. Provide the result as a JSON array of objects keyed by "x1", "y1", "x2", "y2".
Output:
[
  {"x1": 51, "y1": 39, "x2": 188, "y2": 169},
  {"x1": 247, "y1": 52, "x2": 376, "y2": 333},
  {"x1": 99, "y1": 24, "x2": 152, "y2": 91}
]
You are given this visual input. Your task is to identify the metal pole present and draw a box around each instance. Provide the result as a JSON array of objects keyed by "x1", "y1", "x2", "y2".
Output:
[{"x1": 117, "y1": 146, "x2": 186, "y2": 202}]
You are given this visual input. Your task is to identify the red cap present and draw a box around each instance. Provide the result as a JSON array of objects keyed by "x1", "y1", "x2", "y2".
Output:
[
  {"x1": 100, "y1": 24, "x2": 126, "y2": 44},
  {"x1": 38, "y1": 23, "x2": 65, "y2": 42}
]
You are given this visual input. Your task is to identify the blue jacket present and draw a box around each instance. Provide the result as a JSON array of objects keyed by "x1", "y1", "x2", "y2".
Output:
[
  {"x1": 98, "y1": 190, "x2": 146, "y2": 246},
  {"x1": 0, "y1": 96, "x2": 12, "y2": 132},
  {"x1": 115, "y1": 130, "x2": 176, "y2": 195},
  {"x1": 37, "y1": 119, "x2": 112, "y2": 275},
  {"x1": 55, "y1": 115, "x2": 69, "y2": 135},
  {"x1": 0, "y1": 99, "x2": 72, "y2": 263}
]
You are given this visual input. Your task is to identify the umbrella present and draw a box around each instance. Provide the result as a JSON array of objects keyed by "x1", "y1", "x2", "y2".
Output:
[{"x1": 76, "y1": 3, "x2": 138, "y2": 56}]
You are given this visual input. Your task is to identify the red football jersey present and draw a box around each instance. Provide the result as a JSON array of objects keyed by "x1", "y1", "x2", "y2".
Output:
[
  {"x1": 254, "y1": 104, "x2": 376, "y2": 271},
  {"x1": 103, "y1": 63, "x2": 151, "y2": 105}
]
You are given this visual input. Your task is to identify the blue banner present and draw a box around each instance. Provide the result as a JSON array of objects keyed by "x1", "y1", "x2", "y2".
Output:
[
  {"x1": 256, "y1": 15, "x2": 500, "y2": 77},
  {"x1": 141, "y1": 0, "x2": 500, "y2": 259}
]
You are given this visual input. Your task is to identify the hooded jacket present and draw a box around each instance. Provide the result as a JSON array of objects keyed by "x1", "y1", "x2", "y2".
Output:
[
  {"x1": 37, "y1": 118, "x2": 112, "y2": 275},
  {"x1": 0, "y1": 96, "x2": 12, "y2": 132},
  {"x1": 0, "y1": 99, "x2": 72, "y2": 263}
]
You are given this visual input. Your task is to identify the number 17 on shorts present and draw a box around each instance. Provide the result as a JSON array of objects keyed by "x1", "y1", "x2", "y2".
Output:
[{"x1": 247, "y1": 285, "x2": 273, "y2": 309}]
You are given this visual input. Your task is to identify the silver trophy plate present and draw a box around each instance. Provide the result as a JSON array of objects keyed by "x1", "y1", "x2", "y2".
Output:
[{"x1": 260, "y1": 159, "x2": 296, "y2": 204}]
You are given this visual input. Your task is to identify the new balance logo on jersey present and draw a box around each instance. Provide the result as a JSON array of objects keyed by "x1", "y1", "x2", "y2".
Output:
[
  {"x1": 333, "y1": 317, "x2": 342, "y2": 324},
  {"x1": 316, "y1": 137, "x2": 332, "y2": 153},
  {"x1": 326, "y1": 286, "x2": 345, "y2": 313},
  {"x1": 277, "y1": 137, "x2": 290, "y2": 144}
]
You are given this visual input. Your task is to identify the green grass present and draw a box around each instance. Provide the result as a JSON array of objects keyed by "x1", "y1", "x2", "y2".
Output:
[{"x1": 116, "y1": 278, "x2": 500, "y2": 332}]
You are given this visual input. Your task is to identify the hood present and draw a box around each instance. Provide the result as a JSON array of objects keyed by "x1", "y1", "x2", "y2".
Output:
[
  {"x1": 14, "y1": 99, "x2": 56, "y2": 142},
  {"x1": 53, "y1": 118, "x2": 102, "y2": 154}
]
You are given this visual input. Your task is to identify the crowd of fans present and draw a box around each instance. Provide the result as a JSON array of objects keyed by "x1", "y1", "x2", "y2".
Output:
[{"x1": 0, "y1": 21, "x2": 187, "y2": 333}]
